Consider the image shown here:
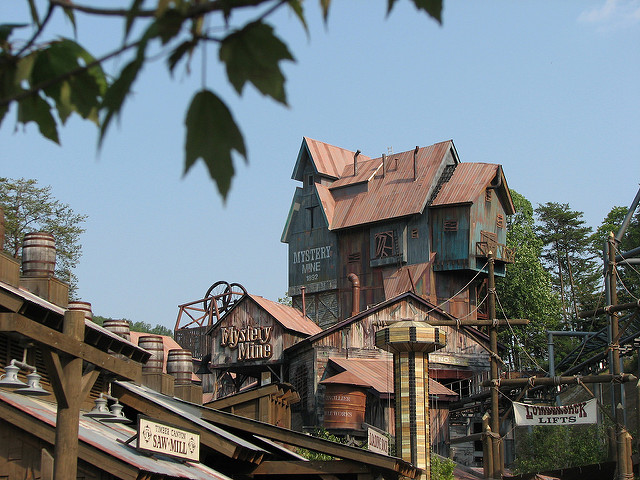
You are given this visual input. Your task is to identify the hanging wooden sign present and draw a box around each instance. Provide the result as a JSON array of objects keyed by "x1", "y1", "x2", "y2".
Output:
[
  {"x1": 136, "y1": 416, "x2": 200, "y2": 461},
  {"x1": 513, "y1": 399, "x2": 597, "y2": 426}
]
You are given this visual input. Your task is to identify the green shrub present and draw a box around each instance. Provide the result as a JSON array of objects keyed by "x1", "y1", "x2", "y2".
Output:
[{"x1": 431, "y1": 454, "x2": 455, "y2": 480}]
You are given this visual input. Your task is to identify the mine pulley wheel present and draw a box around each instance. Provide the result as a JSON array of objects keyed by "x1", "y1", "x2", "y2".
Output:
[{"x1": 203, "y1": 281, "x2": 248, "y2": 320}]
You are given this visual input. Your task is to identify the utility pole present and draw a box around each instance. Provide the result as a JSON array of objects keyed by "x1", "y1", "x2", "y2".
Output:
[{"x1": 487, "y1": 251, "x2": 502, "y2": 478}]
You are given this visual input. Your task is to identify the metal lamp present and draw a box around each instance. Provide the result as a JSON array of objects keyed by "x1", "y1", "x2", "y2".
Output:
[
  {"x1": 15, "y1": 371, "x2": 49, "y2": 396},
  {"x1": 0, "y1": 363, "x2": 28, "y2": 389}
]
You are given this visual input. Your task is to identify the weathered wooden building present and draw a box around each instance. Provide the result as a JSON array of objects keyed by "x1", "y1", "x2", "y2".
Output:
[{"x1": 281, "y1": 137, "x2": 514, "y2": 324}]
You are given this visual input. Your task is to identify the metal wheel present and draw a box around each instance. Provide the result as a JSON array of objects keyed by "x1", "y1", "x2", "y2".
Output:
[
  {"x1": 228, "y1": 283, "x2": 248, "y2": 307},
  {"x1": 203, "y1": 281, "x2": 232, "y2": 314}
]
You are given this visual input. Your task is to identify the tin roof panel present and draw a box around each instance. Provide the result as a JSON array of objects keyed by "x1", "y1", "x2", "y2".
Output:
[
  {"x1": 250, "y1": 294, "x2": 322, "y2": 336},
  {"x1": 304, "y1": 137, "x2": 371, "y2": 179},
  {"x1": 328, "y1": 141, "x2": 453, "y2": 230},
  {"x1": 430, "y1": 162, "x2": 498, "y2": 206}
]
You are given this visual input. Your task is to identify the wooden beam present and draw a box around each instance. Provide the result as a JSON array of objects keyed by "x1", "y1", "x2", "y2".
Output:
[
  {"x1": 199, "y1": 408, "x2": 419, "y2": 477},
  {"x1": 0, "y1": 312, "x2": 141, "y2": 381},
  {"x1": 427, "y1": 319, "x2": 529, "y2": 327},
  {"x1": 251, "y1": 460, "x2": 369, "y2": 475},
  {"x1": 113, "y1": 385, "x2": 261, "y2": 462}
]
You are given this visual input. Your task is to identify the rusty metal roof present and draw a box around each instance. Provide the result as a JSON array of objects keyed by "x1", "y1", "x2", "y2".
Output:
[
  {"x1": 249, "y1": 294, "x2": 322, "y2": 336},
  {"x1": 319, "y1": 369, "x2": 373, "y2": 388},
  {"x1": 327, "y1": 357, "x2": 457, "y2": 399},
  {"x1": 293, "y1": 137, "x2": 371, "y2": 180},
  {"x1": 327, "y1": 141, "x2": 455, "y2": 230},
  {"x1": 431, "y1": 162, "x2": 496, "y2": 206},
  {"x1": 382, "y1": 256, "x2": 435, "y2": 299},
  {"x1": 0, "y1": 389, "x2": 231, "y2": 479}
]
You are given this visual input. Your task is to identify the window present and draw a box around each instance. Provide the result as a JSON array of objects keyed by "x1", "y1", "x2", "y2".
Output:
[
  {"x1": 374, "y1": 231, "x2": 395, "y2": 258},
  {"x1": 348, "y1": 252, "x2": 361, "y2": 263},
  {"x1": 496, "y1": 214, "x2": 504, "y2": 229},
  {"x1": 411, "y1": 228, "x2": 419, "y2": 239},
  {"x1": 306, "y1": 206, "x2": 317, "y2": 230},
  {"x1": 485, "y1": 188, "x2": 492, "y2": 202},
  {"x1": 307, "y1": 174, "x2": 314, "y2": 186},
  {"x1": 444, "y1": 220, "x2": 458, "y2": 232}
]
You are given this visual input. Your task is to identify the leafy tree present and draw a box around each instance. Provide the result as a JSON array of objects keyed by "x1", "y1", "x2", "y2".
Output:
[
  {"x1": 535, "y1": 202, "x2": 599, "y2": 330},
  {"x1": 513, "y1": 424, "x2": 608, "y2": 474},
  {"x1": 0, "y1": 177, "x2": 87, "y2": 295},
  {"x1": 0, "y1": 0, "x2": 443, "y2": 199},
  {"x1": 496, "y1": 191, "x2": 561, "y2": 370},
  {"x1": 591, "y1": 205, "x2": 640, "y2": 305},
  {"x1": 93, "y1": 315, "x2": 174, "y2": 337},
  {"x1": 430, "y1": 454, "x2": 455, "y2": 480}
]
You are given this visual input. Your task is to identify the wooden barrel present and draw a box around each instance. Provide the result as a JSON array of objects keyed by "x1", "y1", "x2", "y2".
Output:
[
  {"x1": 68, "y1": 301, "x2": 93, "y2": 322},
  {"x1": 139, "y1": 335, "x2": 165, "y2": 373},
  {"x1": 323, "y1": 384, "x2": 367, "y2": 430},
  {"x1": 103, "y1": 319, "x2": 131, "y2": 342},
  {"x1": 167, "y1": 349, "x2": 193, "y2": 385},
  {"x1": 21, "y1": 232, "x2": 56, "y2": 277}
]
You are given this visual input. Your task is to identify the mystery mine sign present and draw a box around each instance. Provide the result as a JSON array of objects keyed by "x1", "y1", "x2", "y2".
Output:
[{"x1": 220, "y1": 324, "x2": 273, "y2": 361}]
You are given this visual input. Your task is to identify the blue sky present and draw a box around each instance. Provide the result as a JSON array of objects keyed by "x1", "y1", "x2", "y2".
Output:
[{"x1": 1, "y1": 1, "x2": 639, "y2": 330}]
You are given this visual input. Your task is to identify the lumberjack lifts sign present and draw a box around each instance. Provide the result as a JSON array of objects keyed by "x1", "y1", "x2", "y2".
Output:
[{"x1": 513, "y1": 398, "x2": 597, "y2": 426}]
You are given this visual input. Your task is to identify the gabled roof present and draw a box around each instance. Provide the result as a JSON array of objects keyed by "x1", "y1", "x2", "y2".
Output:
[
  {"x1": 286, "y1": 291, "x2": 457, "y2": 350},
  {"x1": 326, "y1": 357, "x2": 457, "y2": 400},
  {"x1": 249, "y1": 294, "x2": 322, "y2": 336},
  {"x1": 327, "y1": 141, "x2": 458, "y2": 230},
  {"x1": 291, "y1": 137, "x2": 371, "y2": 181},
  {"x1": 431, "y1": 163, "x2": 515, "y2": 214}
]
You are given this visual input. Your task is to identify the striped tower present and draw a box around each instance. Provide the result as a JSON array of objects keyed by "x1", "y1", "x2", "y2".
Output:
[{"x1": 375, "y1": 320, "x2": 446, "y2": 480}]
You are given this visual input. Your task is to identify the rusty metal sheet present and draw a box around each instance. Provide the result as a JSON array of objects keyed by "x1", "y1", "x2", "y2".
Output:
[
  {"x1": 327, "y1": 357, "x2": 456, "y2": 398},
  {"x1": 328, "y1": 141, "x2": 454, "y2": 230},
  {"x1": 249, "y1": 294, "x2": 322, "y2": 336},
  {"x1": 0, "y1": 389, "x2": 231, "y2": 480},
  {"x1": 304, "y1": 137, "x2": 371, "y2": 179},
  {"x1": 430, "y1": 163, "x2": 498, "y2": 207}
]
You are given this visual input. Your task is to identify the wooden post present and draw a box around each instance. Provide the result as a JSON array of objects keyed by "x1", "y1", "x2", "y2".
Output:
[
  {"x1": 53, "y1": 310, "x2": 85, "y2": 480},
  {"x1": 487, "y1": 252, "x2": 502, "y2": 478},
  {"x1": 482, "y1": 413, "x2": 493, "y2": 479}
]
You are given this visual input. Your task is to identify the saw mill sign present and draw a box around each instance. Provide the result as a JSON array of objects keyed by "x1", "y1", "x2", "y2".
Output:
[
  {"x1": 137, "y1": 416, "x2": 200, "y2": 462},
  {"x1": 513, "y1": 399, "x2": 597, "y2": 426},
  {"x1": 220, "y1": 324, "x2": 273, "y2": 361}
]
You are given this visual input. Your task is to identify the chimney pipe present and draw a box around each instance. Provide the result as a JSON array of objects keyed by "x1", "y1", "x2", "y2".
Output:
[
  {"x1": 301, "y1": 286, "x2": 306, "y2": 318},
  {"x1": 382, "y1": 153, "x2": 386, "y2": 178},
  {"x1": 353, "y1": 150, "x2": 361, "y2": 176},
  {"x1": 347, "y1": 273, "x2": 360, "y2": 317},
  {"x1": 413, "y1": 146, "x2": 419, "y2": 181}
]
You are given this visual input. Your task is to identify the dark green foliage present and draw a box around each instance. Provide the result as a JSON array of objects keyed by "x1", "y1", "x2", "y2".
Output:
[
  {"x1": 0, "y1": 1, "x2": 443, "y2": 199},
  {"x1": 535, "y1": 202, "x2": 600, "y2": 330},
  {"x1": 430, "y1": 454, "x2": 455, "y2": 480},
  {"x1": 295, "y1": 427, "x2": 348, "y2": 460},
  {"x1": 497, "y1": 191, "x2": 562, "y2": 370},
  {"x1": 0, "y1": 177, "x2": 86, "y2": 296},
  {"x1": 92, "y1": 315, "x2": 173, "y2": 337},
  {"x1": 512, "y1": 424, "x2": 608, "y2": 474}
]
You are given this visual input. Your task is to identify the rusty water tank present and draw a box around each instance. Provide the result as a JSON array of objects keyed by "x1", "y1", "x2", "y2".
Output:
[
  {"x1": 68, "y1": 301, "x2": 93, "y2": 322},
  {"x1": 139, "y1": 335, "x2": 165, "y2": 374},
  {"x1": 103, "y1": 319, "x2": 131, "y2": 342},
  {"x1": 167, "y1": 349, "x2": 193, "y2": 385},
  {"x1": 21, "y1": 232, "x2": 56, "y2": 277},
  {"x1": 323, "y1": 384, "x2": 367, "y2": 430}
]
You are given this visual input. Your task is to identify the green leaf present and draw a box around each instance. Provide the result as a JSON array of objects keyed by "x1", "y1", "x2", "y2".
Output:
[
  {"x1": 0, "y1": 24, "x2": 28, "y2": 46},
  {"x1": 31, "y1": 39, "x2": 106, "y2": 124},
  {"x1": 219, "y1": 21, "x2": 294, "y2": 105},
  {"x1": 287, "y1": 0, "x2": 309, "y2": 36},
  {"x1": 184, "y1": 90, "x2": 246, "y2": 199},
  {"x1": 388, "y1": 0, "x2": 442, "y2": 23},
  {"x1": 320, "y1": 0, "x2": 331, "y2": 21},
  {"x1": 0, "y1": 58, "x2": 18, "y2": 127},
  {"x1": 167, "y1": 40, "x2": 196, "y2": 75},
  {"x1": 154, "y1": 10, "x2": 185, "y2": 45},
  {"x1": 99, "y1": 57, "x2": 144, "y2": 147},
  {"x1": 17, "y1": 93, "x2": 59, "y2": 144},
  {"x1": 124, "y1": 0, "x2": 145, "y2": 41}
]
